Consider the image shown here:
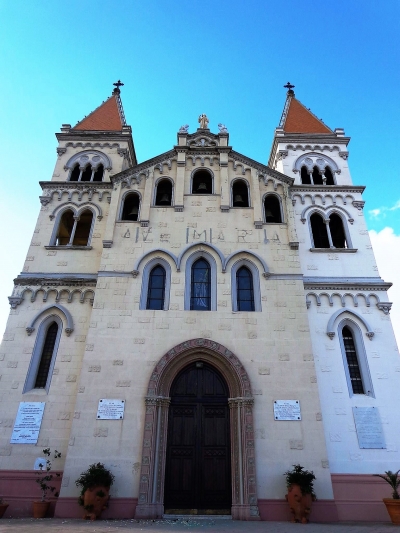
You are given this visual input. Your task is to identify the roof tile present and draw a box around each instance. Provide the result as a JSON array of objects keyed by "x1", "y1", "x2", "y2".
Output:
[
  {"x1": 73, "y1": 95, "x2": 123, "y2": 131},
  {"x1": 284, "y1": 97, "x2": 332, "y2": 134}
]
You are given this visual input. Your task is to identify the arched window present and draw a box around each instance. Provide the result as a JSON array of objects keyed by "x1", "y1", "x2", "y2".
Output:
[
  {"x1": 70, "y1": 164, "x2": 81, "y2": 181},
  {"x1": 301, "y1": 166, "x2": 311, "y2": 184},
  {"x1": 192, "y1": 170, "x2": 213, "y2": 194},
  {"x1": 232, "y1": 180, "x2": 249, "y2": 207},
  {"x1": 324, "y1": 166, "x2": 334, "y2": 185},
  {"x1": 93, "y1": 164, "x2": 104, "y2": 182},
  {"x1": 73, "y1": 209, "x2": 93, "y2": 245},
  {"x1": 310, "y1": 213, "x2": 329, "y2": 248},
  {"x1": 146, "y1": 265, "x2": 166, "y2": 310},
  {"x1": 190, "y1": 258, "x2": 211, "y2": 310},
  {"x1": 312, "y1": 166, "x2": 323, "y2": 185},
  {"x1": 155, "y1": 179, "x2": 173, "y2": 206},
  {"x1": 54, "y1": 209, "x2": 93, "y2": 247},
  {"x1": 236, "y1": 267, "x2": 255, "y2": 311},
  {"x1": 329, "y1": 213, "x2": 347, "y2": 248},
  {"x1": 121, "y1": 193, "x2": 140, "y2": 221},
  {"x1": 56, "y1": 210, "x2": 75, "y2": 245},
  {"x1": 81, "y1": 165, "x2": 92, "y2": 182},
  {"x1": 264, "y1": 195, "x2": 282, "y2": 223},
  {"x1": 338, "y1": 320, "x2": 374, "y2": 397},
  {"x1": 24, "y1": 316, "x2": 63, "y2": 393}
]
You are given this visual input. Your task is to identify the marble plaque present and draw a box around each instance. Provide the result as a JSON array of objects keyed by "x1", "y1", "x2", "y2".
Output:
[
  {"x1": 274, "y1": 400, "x2": 301, "y2": 421},
  {"x1": 352, "y1": 407, "x2": 386, "y2": 449},
  {"x1": 10, "y1": 402, "x2": 45, "y2": 444},
  {"x1": 97, "y1": 399, "x2": 125, "y2": 420}
]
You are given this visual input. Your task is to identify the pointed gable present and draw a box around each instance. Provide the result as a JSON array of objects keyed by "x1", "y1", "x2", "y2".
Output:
[
  {"x1": 283, "y1": 97, "x2": 332, "y2": 134},
  {"x1": 73, "y1": 94, "x2": 123, "y2": 131}
]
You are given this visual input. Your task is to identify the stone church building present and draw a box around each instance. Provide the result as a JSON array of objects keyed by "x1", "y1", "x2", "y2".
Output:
[{"x1": 0, "y1": 84, "x2": 399, "y2": 521}]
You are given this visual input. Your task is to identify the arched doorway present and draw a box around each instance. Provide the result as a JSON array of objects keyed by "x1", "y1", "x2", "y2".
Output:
[
  {"x1": 135, "y1": 338, "x2": 259, "y2": 521},
  {"x1": 164, "y1": 362, "x2": 231, "y2": 513}
]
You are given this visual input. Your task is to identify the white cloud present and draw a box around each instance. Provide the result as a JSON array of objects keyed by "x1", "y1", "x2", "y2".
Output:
[
  {"x1": 368, "y1": 199, "x2": 400, "y2": 219},
  {"x1": 369, "y1": 208, "x2": 381, "y2": 218},
  {"x1": 369, "y1": 227, "x2": 400, "y2": 348}
]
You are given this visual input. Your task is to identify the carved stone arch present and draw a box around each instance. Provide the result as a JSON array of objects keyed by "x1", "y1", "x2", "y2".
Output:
[
  {"x1": 133, "y1": 248, "x2": 178, "y2": 274},
  {"x1": 262, "y1": 192, "x2": 284, "y2": 224},
  {"x1": 327, "y1": 309, "x2": 374, "y2": 340},
  {"x1": 331, "y1": 292, "x2": 345, "y2": 307},
  {"x1": 230, "y1": 258, "x2": 262, "y2": 311},
  {"x1": 81, "y1": 289, "x2": 95, "y2": 304},
  {"x1": 190, "y1": 167, "x2": 215, "y2": 193},
  {"x1": 177, "y1": 242, "x2": 224, "y2": 271},
  {"x1": 319, "y1": 292, "x2": 333, "y2": 306},
  {"x1": 355, "y1": 293, "x2": 371, "y2": 307},
  {"x1": 293, "y1": 152, "x2": 339, "y2": 178},
  {"x1": 118, "y1": 189, "x2": 142, "y2": 221},
  {"x1": 224, "y1": 250, "x2": 269, "y2": 277},
  {"x1": 152, "y1": 176, "x2": 175, "y2": 206},
  {"x1": 368, "y1": 293, "x2": 380, "y2": 305},
  {"x1": 68, "y1": 289, "x2": 83, "y2": 303},
  {"x1": 301, "y1": 204, "x2": 354, "y2": 224},
  {"x1": 25, "y1": 304, "x2": 74, "y2": 337},
  {"x1": 50, "y1": 201, "x2": 102, "y2": 221},
  {"x1": 56, "y1": 289, "x2": 71, "y2": 302},
  {"x1": 231, "y1": 177, "x2": 251, "y2": 207},
  {"x1": 64, "y1": 150, "x2": 112, "y2": 174},
  {"x1": 306, "y1": 292, "x2": 321, "y2": 308},
  {"x1": 135, "y1": 338, "x2": 259, "y2": 521}
]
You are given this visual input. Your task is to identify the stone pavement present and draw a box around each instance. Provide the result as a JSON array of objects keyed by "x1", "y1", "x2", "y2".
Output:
[{"x1": 0, "y1": 518, "x2": 397, "y2": 533}]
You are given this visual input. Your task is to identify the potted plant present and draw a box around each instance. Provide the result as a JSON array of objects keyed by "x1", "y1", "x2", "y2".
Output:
[
  {"x1": 33, "y1": 448, "x2": 62, "y2": 518},
  {"x1": 75, "y1": 462, "x2": 115, "y2": 520},
  {"x1": 374, "y1": 469, "x2": 400, "y2": 524},
  {"x1": 0, "y1": 497, "x2": 9, "y2": 519},
  {"x1": 284, "y1": 464, "x2": 316, "y2": 523}
]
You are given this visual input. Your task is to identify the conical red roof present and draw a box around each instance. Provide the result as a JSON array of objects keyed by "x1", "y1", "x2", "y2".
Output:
[
  {"x1": 283, "y1": 97, "x2": 332, "y2": 134},
  {"x1": 73, "y1": 94, "x2": 124, "y2": 131}
]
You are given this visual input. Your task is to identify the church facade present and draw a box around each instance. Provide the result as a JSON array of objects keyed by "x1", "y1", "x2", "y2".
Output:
[{"x1": 0, "y1": 85, "x2": 399, "y2": 521}]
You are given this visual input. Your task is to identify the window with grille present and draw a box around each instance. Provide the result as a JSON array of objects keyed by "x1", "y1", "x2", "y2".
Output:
[
  {"x1": 190, "y1": 259, "x2": 211, "y2": 310},
  {"x1": 236, "y1": 267, "x2": 255, "y2": 311},
  {"x1": 34, "y1": 322, "x2": 58, "y2": 389},
  {"x1": 146, "y1": 265, "x2": 166, "y2": 310}
]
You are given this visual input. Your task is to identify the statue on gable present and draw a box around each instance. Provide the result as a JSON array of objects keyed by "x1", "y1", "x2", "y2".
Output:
[
  {"x1": 179, "y1": 124, "x2": 189, "y2": 133},
  {"x1": 218, "y1": 123, "x2": 228, "y2": 133},
  {"x1": 198, "y1": 114, "x2": 209, "y2": 129}
]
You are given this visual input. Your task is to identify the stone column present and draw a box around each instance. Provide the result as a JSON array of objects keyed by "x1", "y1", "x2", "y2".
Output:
[
  {"x1": 285, "y1": 185, "x2": 299, "y2": 250},
  {"x1": 250, "y1": 168, "x2": 262, "y2": 228},
  {"x1": 102, "y1": 184, "x2": 120, "y2": 248},
  {"x1": 135, "y1": 396, "x2": 170, "y2": 519},
  {"x1": 139, "y1": 170, "x2": 154, "y2": 227}
]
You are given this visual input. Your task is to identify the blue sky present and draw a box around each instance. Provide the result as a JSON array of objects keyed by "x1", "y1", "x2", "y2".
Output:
[{"x1": 0, "y1": 0, "x2": 399, "y2": 340}]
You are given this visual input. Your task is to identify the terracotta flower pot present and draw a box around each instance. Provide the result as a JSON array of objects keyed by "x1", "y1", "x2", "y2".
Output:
[
  {"x1": 285, "y1": 483, "x2": 314, "y2": 523},
  {"x1": 32, "y1": 501, "x2": 50, "y2": 518},
  {"x1": 82, "y1": 485, "x2": 110, "y2": 520},
  {"x1": 383, "y1": 498, "x2": 400, "y2": 524},
  {"x1": 0, "y1": 503, "x2": 9, "y2": 518}
]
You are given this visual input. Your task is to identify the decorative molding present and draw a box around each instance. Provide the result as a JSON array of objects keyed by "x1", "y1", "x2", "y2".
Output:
[
  {"x1": 306, "y1": 291, "x2": 381, "y2": 309},
  {"x1": 291, "y1": 185, "x2": 365, "y2": 194},
  {"x1": 289, "y1": 241, "x2": 299, "y2": 250},
  {"x1": 376, "y1": 302, "x2": 392, "y2": 315},
  {"x1": 49, "y1": 201, "x2": 103, "y2": 221},
  {"x1": 40, "y1": 181, "x2": 112, "y2": 204},
  {"x1": 174, "y1": 205, "x2": 184, "y2": 212},
  {"x1": 64, "y1": 141, "x2": 121, "y2": 149},
  {"x1": 339, "y1": 151, "x2": 349, "y2": 160},
  {"x1": 310, "y1": 248, "x2": 357, "y2": 253},
  {"x1": 102, "y1": 240, "x2": 113, "y2": 248},
  {"x1": 140, "y1": 220, "x2": 149, "y2": 227},
  {"x1": 64, "y1": 150, "x2": 112, "y2": 172},
  {"x1": 291, "y1": 192, "x2": 356, "y2": 207},
  {"x1": 10, "y1": 285, "x2": 95, "y2": 308},
  {"x1": 300, "y1": 204, "x2": 354, "y2": 224},
  {"x1": 221, "y1": 205, "x2": 230, "y2": 213},
  {"x1": 326, "y1": 309, "x2": 374, "y2": 340},
  {"x1": 13, "y1": 276, "x2": 97, "y2": 287},
  {"x1": 56, "y1": 147, "x2": 67, "y2": 156},
  {"x1": 352, "y1": 200, "x2": 365, "y2": 210},
  {"x1": 110, "y1": 149, "x2": 176, "y2": 186},
  {"x1": 25, "y1": 303, "x2": 74, "y2": 336},
  {"x1": 254, "y1": 221, "x2": 263, "y2": 229},
  {"x1": 8, "y1": 296, "x2": 23, "y2": 309}
]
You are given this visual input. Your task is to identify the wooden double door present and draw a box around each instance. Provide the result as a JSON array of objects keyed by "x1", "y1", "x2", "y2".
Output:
[{"x1": 164, "y1": 362, "x2": 232, "y2": 512}]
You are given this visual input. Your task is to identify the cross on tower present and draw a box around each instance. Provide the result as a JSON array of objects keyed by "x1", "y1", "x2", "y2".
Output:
[
  {"x1": 113, "y1": 80, "x2": 124, "y2": 94},
  {"x1": 284, "y1": 82, "x2": 295, "y2": 96}
]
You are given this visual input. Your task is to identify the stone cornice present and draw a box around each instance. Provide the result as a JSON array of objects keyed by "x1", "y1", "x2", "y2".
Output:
[
  {"x1": 110, "y1": 149, "x2": 177, "y2": 186},
  {"x1": 229, "y1": 151, "x2": 294, "y2": 186},
  {"x1": 268, "y1": 133, "x2": 350, "y2": 167},
  {"x1": 14, "y1": 275, "x2": 97, "y2": 287},
  {"x1": 303, "y1": 277, "x2": 392, "y2": 291},
  {"x1": 56, "y1": 131, "x2": 137, "y2": 166},
  {"x1": 291, "y1": 184, "x2": 365, "y2": 194},
  {"x1": 40, "y1": 181, "x2": 113, "y2": 191}
]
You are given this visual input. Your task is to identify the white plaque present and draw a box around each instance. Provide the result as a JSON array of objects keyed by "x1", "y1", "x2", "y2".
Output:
[
  {"x1": 97, "y1": 399, "x2": 125, "y2": 420},
  {"x1": 273, "y1": 400, "x2": 301, "y2": 421},
  {"x1": 10, "y1": 402, "x2": 45, "y2": 444},
  {"x1": 353, "y1": 407, "x2": 386, "y2": 449}
]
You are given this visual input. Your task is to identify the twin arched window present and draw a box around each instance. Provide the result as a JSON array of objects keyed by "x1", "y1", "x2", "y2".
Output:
[
  {"x1": 54, "y1": 209, "x2": 94, "y2": 246},
  {"x1": 310, "y1": 212, "x2": 348, "y2": 249},
  {"x1": 301, "y1": 165, "x2": 334, "y2": 185},
  {"x1": 70, "y1": 163, "x2": 104, "y2": 182}
]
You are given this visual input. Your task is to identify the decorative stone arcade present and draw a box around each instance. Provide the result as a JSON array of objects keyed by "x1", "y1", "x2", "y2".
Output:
[{"x1": 135, "y1": 338, "x2": 260, "y2": 520}]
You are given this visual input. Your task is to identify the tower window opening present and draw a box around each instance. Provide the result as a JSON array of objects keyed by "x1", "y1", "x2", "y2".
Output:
[
  {"x1": 70, "y1": 164, "x2": 81, "y2": 181},
  {"x1": 301, "y1": 166, "x2": 311, "y2": 184},
  {"x1": 342, "y1": 326, "x2": 364, "y2": 394},
  {"x1": 329, "y1": 214, "x2": 347, "y2": 248},
  {"x1": 121, "y1": 193, "x2": 140, "y2": 221},
  {"x1": 81, "y1": 165, "x2": 92, "y2": 182},
  {"x1": 232, "y1": 180, "x2": 249, "y2": 207},
  {"x1": 192, "y1": 170, "x2": 213, "y2": 194},
  {"x1": 93, "y1": 164, "x2": 104, "y2": 182},
  {"x1": 56, "y1": 210, "x2": 75, "y2": 246},
  {"x1": 264, "y1": 195, "x2": 282, "y2": 223},
  {"x1": 312, "y1": 166, "x2": 323, "y2": 185},
  {"x1": 310, "y1": 213, "x2": 329, "y2": 248},
  {"x1": 73, "y1": 210, "x2": 93, "y2": 246},
  {"x1": 34, "y1": 322, "x2": 58, "y2": 389},
  {"x1": 155, "y1": 179, "x2": 173, "y2": 206},
  {"x1": 324, "y1": 166, "x2": 334, "y2": 185}
]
